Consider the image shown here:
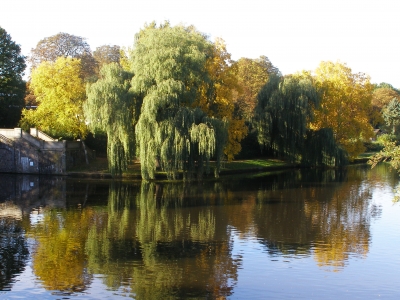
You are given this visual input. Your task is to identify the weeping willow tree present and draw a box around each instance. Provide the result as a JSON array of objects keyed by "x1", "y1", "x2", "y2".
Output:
[
  {"x1": 254, "y1": 74, "x2": 347, "y2": 166},
  {"x1": 254, "y1": 74, "x2": 319, "y2": 163},
  {"x1": 85, "y1": 63, "x2": 140, "y2": 176},
  {"x1": 131, "y1": 23, "x2": 228, "y2": 181},
  {"x1": 302, "y1": 128, "x2": 348, "y2": 167}
]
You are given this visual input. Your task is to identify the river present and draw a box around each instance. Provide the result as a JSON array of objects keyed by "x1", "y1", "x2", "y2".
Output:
[{"x1": 0, "y1": 164, "x2": 399, "y2": 299}]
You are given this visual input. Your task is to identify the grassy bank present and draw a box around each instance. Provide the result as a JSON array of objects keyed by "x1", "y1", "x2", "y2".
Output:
[
  {"x1": 67, "y1": 156, "x2": 291, "y2": 179},
  {"x1": 67, "y1": 152, "x2": 376, "y2": 179}
]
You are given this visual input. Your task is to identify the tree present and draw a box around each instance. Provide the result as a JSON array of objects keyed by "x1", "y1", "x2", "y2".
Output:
[
  {"x1": 383, "y1": 98, "x2": 400, "y2": 134},
  {"x1": 230, "y1": 56, "x2": 281, "y2": 159},
  {"x1": 29, "y1": 32, "x2": 96, "y2": 80},
  {"x1": 234, "y1": 56, "x2": 280, "y2": 120},
  {"x1": 119, "y1": 48, "x2": 131, "y2": 71},
  {"x1": 194, "y1": 38, "x2": 247, "y2": 160},
  {"x1": 374, "y1": 82, "x2": 400, "y2": 93},
  {"x1": 254, "y1": 74, "x2": 320, "y2": 163},
  {"x1": 0, "y1": 27, "x2": 26, "y2": 128},
  {"x1": 20, "y1": 57, "x2": 88, "y2": 139},
  {"x1": 310, "y1": 61, "x2": 374, "y2": 159},
  {"x1": 370, "y1": 86, "x2": 400, "y2": 127},
  {"x1": 131, "y1": 23, "x2": 228, "y2": 180},
  {"x1": 85, "y1": 63, "x2": 138, "y2": 176},
  {"x1": 24, "y1": 81, "x2": 37, "y2": 107},
  {"x1": 93, "y1": 45, "x2": 121, "y2": 70}
]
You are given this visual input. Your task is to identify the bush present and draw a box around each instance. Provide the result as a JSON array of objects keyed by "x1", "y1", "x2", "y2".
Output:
[
  {"x1": 364, "y1": 141, "x2": 383, "y2": 152},
  {"x1": 377, "y1": 133, "x2": 397, "y2": 145}
]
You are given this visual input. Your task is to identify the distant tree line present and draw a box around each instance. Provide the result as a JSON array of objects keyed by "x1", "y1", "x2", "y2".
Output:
[{"x1": 1, "y1": 23, "x2": 399, "y2": 180}]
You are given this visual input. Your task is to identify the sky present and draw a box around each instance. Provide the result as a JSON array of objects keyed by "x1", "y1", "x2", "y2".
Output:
[{"x1": 2, "y1": 0, "x2": 399, "y2": 86}]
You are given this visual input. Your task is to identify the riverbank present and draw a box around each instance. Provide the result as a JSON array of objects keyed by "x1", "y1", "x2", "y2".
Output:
[
  {"x1": 66, "y1": 153, "x2": 376, "y2": 180},
  {"x1": 66, "y1": 157, "x2": 293, "y2": 179}
]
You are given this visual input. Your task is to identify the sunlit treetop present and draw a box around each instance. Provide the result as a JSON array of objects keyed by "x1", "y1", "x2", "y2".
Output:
[
  {"x1": 20, "y1": 57, "x2": 87, "y2": 139},
  {"x1": 310, "y1": 61, "x2": 374, "y2": 159},
  {"x1": 130, "y1": 22, "x2": 228, "y2": 180},
  {"x1": 29, "y1": 32, "x2": 97, "y2": 80}
]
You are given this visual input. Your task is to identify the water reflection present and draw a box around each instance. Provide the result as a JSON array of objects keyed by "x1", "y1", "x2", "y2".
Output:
[
  {"x1": 0, "y1": 165, "x2": 391, "y2": 297},
  {"x1": 84, "y1": 182, "x2": 240, "y2": 299},
  {"x1": 249, "y1": 167, "x2": 374, "y2": 271},
  {"x1": 0, "y1": 216, "x2": 29, "y2": 290}
]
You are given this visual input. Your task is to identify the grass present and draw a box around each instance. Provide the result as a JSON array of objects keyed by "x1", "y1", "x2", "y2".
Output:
[
  {"x1": 217, "y1": 158, "x2": 289, "y2": 171},
  {"x1": 68, "y1": 156, "x2": 290, "y2": 176},
  {"x1": 68, "y1": 152, "x2": 375, "y2": 178}
]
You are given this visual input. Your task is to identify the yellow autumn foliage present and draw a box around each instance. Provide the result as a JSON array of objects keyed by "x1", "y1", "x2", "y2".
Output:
[
  {"x1": 195, "y1": 38, "x2": 247, "y2": 160},
  {"x1": 370, "y1": 87, "x2": 400, "y2": 126},
  {"x1": 310, "y1": 61, "x2": 374, "y2": 159},
  {"x1": 234, "y1": 56, "x2": 279, "y2": 120},
  {"x1": 20, "y1": 57, "x2": 88, "y2": 139}
]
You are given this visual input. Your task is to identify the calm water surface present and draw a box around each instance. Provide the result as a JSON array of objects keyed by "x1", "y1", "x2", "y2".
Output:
[{"x1": 0, "y1": 164, "x2": 399, "y2": 299}]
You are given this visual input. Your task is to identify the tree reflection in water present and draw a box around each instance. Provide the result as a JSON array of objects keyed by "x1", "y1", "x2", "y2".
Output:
[
  {"x1": 250, "y1": 167, "x2": 378, "y2": 271},
  {"x1": 13, "y1": 165, "x2": 385, "y2": 296},
  {"x1": 27, "y1": 208, "x2": 93, "y2": 293},
  {"x1": 0, "y1": 211, "x2": 29, "y2": 291},
  {"x1": 85, "y1": 182, "x2": 240, "y2": 299}
]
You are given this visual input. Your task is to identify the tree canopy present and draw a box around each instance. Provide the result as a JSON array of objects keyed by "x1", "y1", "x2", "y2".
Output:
[
  {"x1": 234, "y1": 56, "x2": 280, "y2": 120},
  {"x1": 310, "y1": 61, "x2": 374, "y2": 159},
  {"x1": 131, "y1": 23, "x2": 228, "y2": 180},
  {"x1": 85, "y1": 63, "x2": 138, "y2": 176},
  {"x1": 370, "y1": 86, "x2": 400, "y2": 127},
  {"x1": 194, "y1": 38, "x2": 247, "y2": 160},
  {"x1": 6, "y1": 25, "x2": 398, "y2": 177},
  {"x1": 254, "y1": 74, "x2": 319, "y2": 163},
  {"x1": 93, "y1": 45, "x2": 121, "y2": 70},
  {"x1": 29, "y1": 32, "x2": 96, "y2": 80},
  {"x1": 0, "y1": 26, "x2": 26, "y2": 128},
  {"x1": 20, "y1": 57, "x2": 87, "y2": 139},
  {"x1": 383, "y1": 98, "x2": 400, "y2": 134},
  {"x1": 254, "y1": 73, "x2": 348, "y2": 166}
]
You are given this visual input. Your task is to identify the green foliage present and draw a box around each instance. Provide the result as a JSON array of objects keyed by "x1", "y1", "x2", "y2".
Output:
[
  {"x1": 376, "y1": 133, "x2": 396, "y2": 144},
  {"x1": 20, "y1": 57, "x2": 88, "y2": 139},
  {"x1": 370, "y1": 87, "x2": 400, "y2": 127},
  {"x1": 235, "y1": 127, "x2": 262, "y2": 159},
  {"x1": 363, "y1": 141, "x2": 383, "y2": 152},
  {"x1": 131, "y1": 23, "x2": 228, "y2": 180},
  {"x1": 303, "y1": 128, "x2": 348, "y2": 167},
  {"x1": 254, "y1": 73, "x2": 347, "y2": 167},
  {"x1": 374, "y1": 82, "x2": 400, "y2": 94},
  {"x1": 369, "y1": 139, "x2": 400, "y2": 172},
  {"x1": 0, "y1": 27, "x2": 26, "y2": 127},
  {"x1": 383, "y1": 98, "x2": 400, "y2": 134},
  {"x1": 85, "y1": 63, "x2": 138, "y2": 176},
  {"x1": 369, "y1": 134, "x2": 400, "y2": 186},
  {"x1": 254, "y1": 74, "x2": 319, "y2": 163}
]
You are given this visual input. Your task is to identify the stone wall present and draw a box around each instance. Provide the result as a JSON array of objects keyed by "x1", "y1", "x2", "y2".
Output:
[
  {"x1": 0, "y1": 128, "x2": 93, "y2": 174},
  {"x1": 0, "y1": 134, "x2": 15, "y2": 173}
]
